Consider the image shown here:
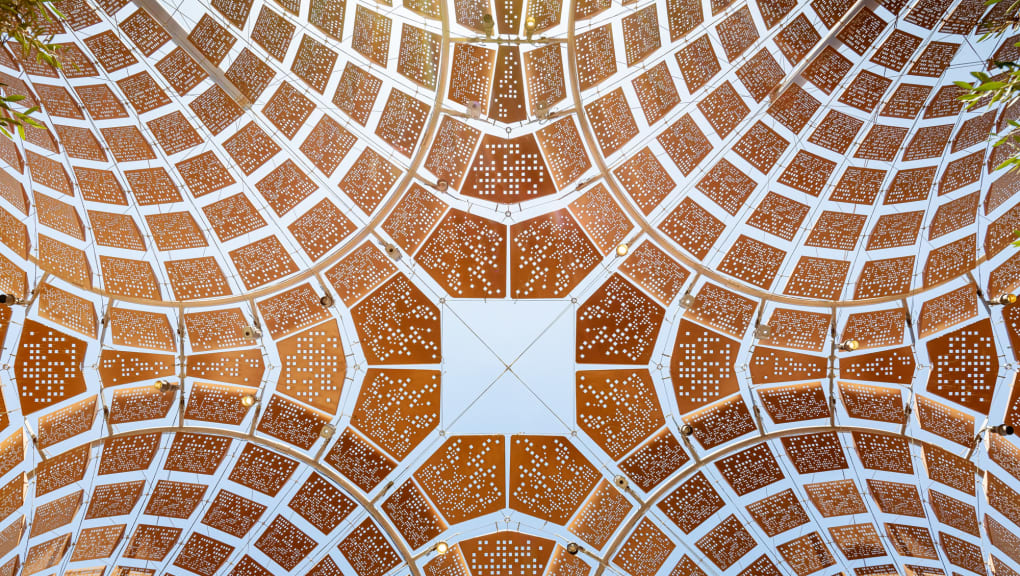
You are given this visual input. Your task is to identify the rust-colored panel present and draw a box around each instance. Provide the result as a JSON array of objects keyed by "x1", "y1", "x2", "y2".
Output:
[
  {"x1": 569, "y1": 480, "x2": 632, "y2": 548},
  {"x1": 489, "y1": 46, "x2": 527, "y2": 122},
  {"x1": 916, "y1": 395, "x2": 974, "y2": 446},
  {"x1": 614, "y1": 147, "x2": 676, "y2": 215},
  {"x1": 88, "y1": 211, "x2": 145, "y2": 251},
  {"x1": 804, "y1": 479, "x2": 867, "y2": 517},
  {"x1": 164, "y1": 256, "x2": 231, "y2": 299},
  {"x1": 14, "y1": 320, "x2": 87, "y2": 415},
  {"x1": 671, "y1": 319, "x2": 738, "y2": 413},
  {"x1": 382, "y1": 479, "x2": 447, "y2": 549},
  {"x1": 97, "y1": 349, "x2": 175, "y2": 387},
  {"x1": 37, "y1": 395, "x2": 96, "y2": 449},
  {"x1": 781, "y1": 431, "x2": 848, "y2": 474},
  {"x1": 256, "y1": 394, "x2": 328, "y2": 449},
  {"x1": 923, "y1": 444, "x2": 975, "y2": 495},
  {"x1": 460, "y1": 532, "x2": 554, "y2": 576},
  {"x1": 98, "y1": 433, "x2": 159, "y2": 475},
  {"x1": 418, "y1": 209, "x2": 507, "y2": 297},
  {"x1": 123, "y1": 524, "x2": 181, "y2": 561},
  {"x1": 376, "y1": 89, "x2": 429, "y2": 157},
  {"x1": 686, "y1": 283, "x2": 756, "y2": 338},
  {"x1": 69, "y1": 527, "x2": 118, "y2": 561},
  {"x1": 830, "y1": 523, "x2": 885, "y2": 560},
  {"x1": 256, "y1": 284, "x2": 330, "y2": 340},
  {"x1": 842, "y1": 309, "x2": 905, "y2": 350},
  {"x1": 201, "y1": 490, "x2": 266, "y2": 538},
  {"x1": 853, "y1": 431, "x2": 913, "y2": 473},
  {"x1": 185, "y1": 382, "x2": 253, "y2": 425},
  {"x1": 777, "y1": 532, "x2": 835, "y2": 576},
  {"x1": 85, "y1": 481, "x2": 144, "y2": 519},
  {"x1": 658, "y1": 471, "x2": 724, "y2": 533},
  {"x1": 577, "y1": 369, "x2": 662, "y2": 459},
  {"x1": 929, "y1": 489, "x2": 978, "y2": 536},
  {"x1": 510, "y1": 209, "x2": 600, "y2": 299},
  {"x1": 183, "y1": 309, "x2": 249, "y2": 352},
  {"x1": 510, "y1": 435, "x2": 599, "y2": 523},
  {"x1": 619, "y1": 429, "x2": 689, "y2": 491},
  {"x1": 584, "y1": 88, "x2": 638, "y2": 156},
  {"x1": 337, "y1": 519, "x2": 401, "y2": 576},
  {"x1": 36, "y1": 444, "x2": 90, "y2": 496},
  {"x1": 569, "y1": 184, "x2": 632, "y2": 255},
  {"x1": 839, "y1": 346, "x2": 915, "y2": 385},
  {"x1": 109, "y1": 307, "x2": 175, "y2": 351},
  {"x1": 144, "y1": 480, "x2": 207, "y2": 518},
  {"x1": 324, "y1": 427, "x2": 395, "y2": 491},
  {"x1": 288, "y1": 199, "x2": 356, "y2": 262},
  {"x1": 229, "y1": 442, "x2": 298, "y2": 496},
  {"x1": 34, "y1": 283, "x2": 95, "y2": 339},
  {"x1": 886, "y1": 523, "x2": 938, "y2": 559},
  {"x1": 99, "y1": 256, "x2": 161, "y2": 300},
  {"x1": 578, "y1": 274, "x2": 664, "y2": 364},
  {"x1": 173, "y1": 533, "x2": 235, "y2": 576},
  {"x1": 38, "y1": 235, "x2": 91, "y2": 288},
  {"x1": 524, "y1": 44, "x2": 566, "y2": 115},
  {"x1": 613, "y1": 519, "x2": 675, "y2": 576},
  {"x1": 351, "y1": 369, "x2": 439, "y2": 459},
  {"x1": 749, "y1": 347, "x2": 826, "y2": 385},
  {"x1": 30, "y1": 490, "x2": 81, "y2": 536},
  {"x1": 424, "y1": 116, "x2": 480, "y2": 191},
  {"x1": 868, "y1": 478, "x2": 924, "y2": 517},
  {"x1": 414, "y1": 435, "x2": 505, "y2": 524},
  {"x1": 716, "y1": 443, "x2": 784, "y2": 496},
  {"x1": 255, "y1": 515, "x2": 316, "y2": 570},
  {"x1": 759, "y1": 382, "x2": 829, "y2": 423},
  {"x1": 463, "y1": 133, "x2": 555, "y2": 203},
  {"x1": 382, "y1": 184, "x2": 447, "y2": 253},
  {"x1": 696, "y1": 515, "x2": 756, "y2": 570},
  {"x1": 288, "y1": 472, "x2": 356, "y2": 534},
  {"x1": 746, "y1": 489, "x2": 809, "y2": 537},
  {"x1": 351, "y1": 273, "x2": 441, "y2": 364},
  {"x1": 686, "y1": 395, "x2": 756, "y2": 449},
  {"x1": 165, "y1": 432, "x2": 231, "y2": 475},
  {"x1": 926, "y1": 319, "x2": 998, "y2": 413},
  {"x1": 576, "y1": 24, "x2": 615, "y2": 89}
]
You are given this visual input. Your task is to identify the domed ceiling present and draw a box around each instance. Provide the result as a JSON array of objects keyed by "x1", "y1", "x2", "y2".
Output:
[{"x1": 0, "y1": 0, "x2": 1019, "y2": 575}]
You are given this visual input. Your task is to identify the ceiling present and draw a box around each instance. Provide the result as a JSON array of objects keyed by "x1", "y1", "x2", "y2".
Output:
[{"x1": 0, "y1": 0, "x2": 1018, "y2": 576}]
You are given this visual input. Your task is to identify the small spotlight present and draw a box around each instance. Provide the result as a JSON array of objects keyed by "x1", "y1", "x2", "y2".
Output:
[
  {"x1": 320, "y1": 295, "x2": 334, "y2": 308},
  {"x1": 616, "y1": 243, "x2": 629, "y2": 257},
  {"x1": 240, "y1": 395, "x2": 256, "y2": 408},
  {"x1": 319, "y1": 423, "x2": 336, "y2": 439},
  {"x1": 524, "y1": 15, "x2": 537, "y2": 38},
  {"x1": 0, "y1": 294, "x2": 20, "y2": 305},
  {"x1": 434, "y1": 541, "x2": 449, "y2": 555},
  {"x1": 996, "y1": 294, "x2": 1018, "y2": 305},
  {"x1": 565, "y1": 542, "x2": 580, "y2": 555},
  {"x1": 680, "y1": 423, "x2": 694, "y2": 436},
  {"x1": 384, "y1": 243, "x2": 401, "y2": 261},
  {"x1": 481, "y1": 12, "x2": 494, "y2": 36},
  {"x1": 436, "y1": 179, "x2": 450, "y2": 191},
  {"x1": 992, "y1": 424, "x2": 1015, "y2": 436},
  {"x1": 613, "y1": 475, "x2": 629, "y2": 489},
  {"x1": 839, "y1": 339, "x2": 860, "y2": 352},
  {"x1": 242, "y1": 325, "x2": 261, "y2": 340},
  {"x1": 153, "y1": 380, "x2": 178, "y2": 392}
]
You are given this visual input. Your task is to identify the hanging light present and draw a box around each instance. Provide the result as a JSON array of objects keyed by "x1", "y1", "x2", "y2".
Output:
[
  {"x1": 615, "y1": 243, "x2": 629, "y2": 257},
  {"x1": 240, "y1": 395, "x2": 256, "y2": 408},
  {"x1": 434, "y1": 541, "x2": 449, "y2": 555},
  {"x1": 838, "y1": 339, "x2": 860, "y2": 352}
]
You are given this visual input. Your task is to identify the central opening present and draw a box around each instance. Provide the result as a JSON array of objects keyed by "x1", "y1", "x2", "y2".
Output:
[{"x1": 440, "y1": 299, "x2": 575, "y2": 435}]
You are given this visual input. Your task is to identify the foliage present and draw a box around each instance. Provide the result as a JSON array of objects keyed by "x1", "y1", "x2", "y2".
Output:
[
  {"x1": 0, "y1": 0, "x2": 62, "y2": 138},
  {"x1": 957, "y1": 0, "x2": 1020, "y2": 175}
]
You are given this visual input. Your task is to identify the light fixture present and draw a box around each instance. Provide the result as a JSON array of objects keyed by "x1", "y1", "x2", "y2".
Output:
[
  {"x1": 242, "y1": 325, "x2": 261, "y2": 340},
  {"x1": 467, "y1": 101, "x2": 482, "y2": 118},
  {"x1": 434, "y1": 541, "x2": 449, "y2": 555},
  {"x1": 616, "y1": 243, "x2": 628, "y2": 257},
  {"x1": 436, "y1": 179, "x2": 450, "y2": 191},
  {"x1": 384, "y1": 243, "x2": 401, "y2": 261},
  {"x1": 319, "y1": 423, "x2": 336, "y2": 439},
  {"x1": 481, "y1": 12, "x2": 494, "y2": 36},
  {"x1": 613, "y1": 475, "x2": 629, "y2": 489},
  {"x1": 565, "y1": 542, "x2": 580, "y2": 555},
  {"x1": 0, "y1": 294, "x2": 20, "y2": 305},
  {"x1": 320, "y1": 294, "x2": 334, "y2": 307},
  {"x1": 680, "y1": 423, "x2": 694, "y2": 436},
  {"x1": 153, "y1": 380, "x2": 178, "y2": 392},
  {"x1": 524, "y1": 16, "x2": 536, "y2": 38},
  {"x1": 240, "y1": 395, "x2": 256, "y2": 408},
  {"x1": 991, "y1": 423, "x2": 1015, "y2": 436},
  {"x1": 838, "y1": 339, "x2": 860, "y2": 352},
  {"x1": 996, "y1": 294, "x2": 1017, "y2": 305}
]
